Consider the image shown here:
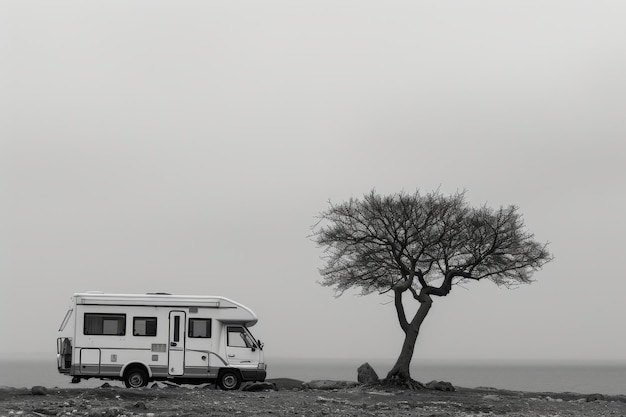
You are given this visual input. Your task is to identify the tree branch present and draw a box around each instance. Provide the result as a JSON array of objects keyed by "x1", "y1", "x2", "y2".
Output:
[{"x1": 392, "y1": 276, "x2": 414, "y2": 332}]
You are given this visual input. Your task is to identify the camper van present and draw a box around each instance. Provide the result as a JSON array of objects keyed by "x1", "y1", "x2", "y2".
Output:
[{"x1": 56, "y1": 292, "x2": 266, "y2": 390}]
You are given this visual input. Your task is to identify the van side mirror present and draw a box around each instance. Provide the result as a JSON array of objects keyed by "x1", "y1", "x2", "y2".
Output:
[{"x1": 257, "y1": 339, "x2": 264, "y2": 350}]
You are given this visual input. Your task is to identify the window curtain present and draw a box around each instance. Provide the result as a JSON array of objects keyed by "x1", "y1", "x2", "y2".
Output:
[{"x1": 84, "y1": 315, "x2": 103, "y2": 334}]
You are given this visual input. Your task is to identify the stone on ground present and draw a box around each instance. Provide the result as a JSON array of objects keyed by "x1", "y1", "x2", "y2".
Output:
[
  {"x1": 305, "y1": 380, "x2": 359, "y2": 390},
  {"x1": 30, "y1": 386, "x2": 48, "y2": 396},
  {"x1": 357, "y1": 363, "x2": 380, "y2": 384},
  {"x1": 425, "y1": 380, "x2": 455, "y2": 391}
]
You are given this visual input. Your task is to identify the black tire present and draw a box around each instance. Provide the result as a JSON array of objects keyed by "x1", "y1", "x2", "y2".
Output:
[
  {"x1": 218, "y1": 369, "x2": 241, "y2": 391},
  {"x1": 124, "y1": 367, "x2": 149, "y2": 388}
]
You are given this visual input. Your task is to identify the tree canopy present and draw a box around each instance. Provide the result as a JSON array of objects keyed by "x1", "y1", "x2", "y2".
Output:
[{"x1": 314, "y1": 189, "x2": 551, "y2": 295}]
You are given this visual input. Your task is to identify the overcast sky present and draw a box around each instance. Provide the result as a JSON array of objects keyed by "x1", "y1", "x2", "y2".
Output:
[{"x1": 1, "y1": 1, "x2": 625, "y2": 366}]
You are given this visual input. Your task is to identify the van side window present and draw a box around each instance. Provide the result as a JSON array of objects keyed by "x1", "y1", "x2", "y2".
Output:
[
  {"x1": 173, "y1": 316, "x2": 180, "y2": 342},
  {"x1": 84, "y1": 313, "x2": 126, "y2": 336},
  {"x1": 189, "y1": 318, "x2": 211, "y2": 338},
  {"x1": 227, "y1": 326, "x2": 253, "y2": 348},
  {"x1": 133, "y1": 317, "x2": 157, "y2": 336}
]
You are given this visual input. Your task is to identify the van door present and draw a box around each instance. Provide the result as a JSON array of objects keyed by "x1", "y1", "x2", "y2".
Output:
[
  {"x1": 225, "y1": 326, "x2": 259, "y2": 367},
  {"x1": 79, "y1": 348, "x2": 101, "y2": 375},
  {"x1": 168, "y1": 311, "x2": 186, "y2": 376}
]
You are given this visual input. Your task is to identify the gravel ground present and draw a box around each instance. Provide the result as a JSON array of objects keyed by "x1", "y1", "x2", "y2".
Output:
[{"x1": 2, "y1": 379, "x2": 626, "y2": 416}]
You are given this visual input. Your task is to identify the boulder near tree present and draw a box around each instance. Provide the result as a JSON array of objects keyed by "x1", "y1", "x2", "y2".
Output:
[
  {"x1": 312, "y1": 189, "x2": 553, "y2": 389},
  {"x1": 357, "y1": 362, "x2": 380, "y2": 384}
]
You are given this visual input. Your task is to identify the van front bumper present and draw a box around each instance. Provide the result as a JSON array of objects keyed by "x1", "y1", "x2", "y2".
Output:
[{"x1": 241, "y1": 368, "x2": 267, "y2": 382}]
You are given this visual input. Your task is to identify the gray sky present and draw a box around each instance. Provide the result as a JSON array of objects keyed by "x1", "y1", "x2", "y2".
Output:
[{"x1": 1, "y1": 0, "x2": 625, "y2": 364}]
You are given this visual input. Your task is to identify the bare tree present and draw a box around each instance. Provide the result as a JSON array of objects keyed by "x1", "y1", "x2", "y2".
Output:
[{"x1": 312, "y1": 189, "x2": 553, "y2": 388}]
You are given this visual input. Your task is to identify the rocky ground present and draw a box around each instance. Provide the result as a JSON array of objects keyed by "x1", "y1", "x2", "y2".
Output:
[{"x1": 2, "y1": 379, "x2": 626, "y2": 417}]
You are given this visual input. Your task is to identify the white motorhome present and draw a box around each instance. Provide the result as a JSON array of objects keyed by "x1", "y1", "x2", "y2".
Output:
[{"x1": 56, "y1": 292, "x2": 267, "y2": 390}]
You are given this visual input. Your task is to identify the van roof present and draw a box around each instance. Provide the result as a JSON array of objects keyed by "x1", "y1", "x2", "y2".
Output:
[{"x1": 72, "y1": 292, "x2": 259, "y2": 325}]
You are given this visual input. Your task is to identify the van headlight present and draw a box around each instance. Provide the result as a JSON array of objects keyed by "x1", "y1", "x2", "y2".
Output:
[{"x1": 257, "y1": 363, "x2": 267, "y2": 370}]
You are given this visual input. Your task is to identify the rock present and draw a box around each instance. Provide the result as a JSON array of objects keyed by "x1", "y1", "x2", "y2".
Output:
[
  {"x1": 476, "y1": 386, "x2": 498, "y2": 391},
  {"x1": 425, "y1": 380, "x2": 455, "y2": 392},
  {"x1": 134, "y1": 402, "x2": 147, "y2": 409},
  {"x1": 30, "y1": 386, "x2": 48, "y2": 395},
  {"x1": 357, "y1": 363, "x2": 379, "y2": 384},
  {"x1": 100, "y1": 383, "x2": 112, "y2": 388},
  {"x1": 242, "y1": 382, "x2": 277, "y2": 392},
  {"x1": 305, "y1": 380, "x2": 360, "y2": 390},
  {"x1": 482, "y1": 394, "x2": 501, "y2": 401},
  {"x1": 101, "y1": 408, "x2": 124, "y2": 417},
  {"x1": 32, "y1": 408, "x2": 55, "y2": 415},
  {"x1": 266, "y1": 378, "x2": 305, "y2": 390},
  {"x1": 586, "y1": 393, "x2": 605, "y2": 402}
]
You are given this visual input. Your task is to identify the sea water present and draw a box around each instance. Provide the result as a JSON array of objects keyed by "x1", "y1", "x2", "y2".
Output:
[{"x1": 1, "y1": 357, "x2": 625, "y2": 395}]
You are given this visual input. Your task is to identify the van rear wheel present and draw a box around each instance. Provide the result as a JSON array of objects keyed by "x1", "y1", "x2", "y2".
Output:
[
  {"x1": 218, "y1": 370, "x2": 241, "y2": 390},
  {"x1": 124, "y1": 367, "x2": 148, "y2": 388}
]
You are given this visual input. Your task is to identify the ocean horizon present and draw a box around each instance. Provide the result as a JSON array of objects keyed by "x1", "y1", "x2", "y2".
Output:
[{"x1": 1, "y1": 356, "x2": 625, "y2": 395}]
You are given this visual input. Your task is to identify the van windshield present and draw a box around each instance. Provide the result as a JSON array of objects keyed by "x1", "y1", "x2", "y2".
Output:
[{"x1": 244, "y1": 327, "x2": 258, "y2": 347}]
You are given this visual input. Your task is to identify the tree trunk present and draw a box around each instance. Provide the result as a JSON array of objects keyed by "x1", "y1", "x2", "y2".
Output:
[
  {"x1": 386, "y1": 328, "x2": 421, "y2": 385},
  {"x1": 385, "y1": 291, "x2": 432, "y2": 389}
]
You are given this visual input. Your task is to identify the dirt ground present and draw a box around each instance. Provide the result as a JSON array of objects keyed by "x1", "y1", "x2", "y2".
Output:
[{"x1": 2, "y1": 379, "x2": 626, "y2": 417}]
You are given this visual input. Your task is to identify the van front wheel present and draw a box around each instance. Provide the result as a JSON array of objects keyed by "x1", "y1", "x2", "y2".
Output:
[
  {"x1": 218, "y1": 370, "x2": 241, "y2": 390},
  {"x1": 124, "y1": 367, "x2": 148, "y2": 388}
]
